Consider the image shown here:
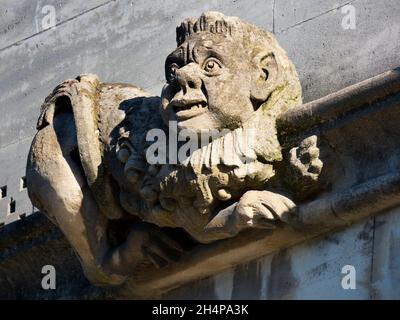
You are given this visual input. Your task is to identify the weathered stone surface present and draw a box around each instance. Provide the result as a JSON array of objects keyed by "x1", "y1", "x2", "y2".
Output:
[
  {"x1": 0, "y1": 66, "x2": 398, "y2": 299},
  {"x1": 26, "y1": 11, "x2": 328, "y2": 290},
  {"x1": 0, "y1": 1, "x2": 398, "y2": 299},
  {"x1": 23, "y1": 6, "x2": 400, "y2": 299}
]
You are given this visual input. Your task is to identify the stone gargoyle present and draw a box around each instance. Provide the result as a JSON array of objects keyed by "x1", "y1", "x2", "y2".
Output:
[{"x1": 26, "y1": 12, "x2": 323, "y2": 286}]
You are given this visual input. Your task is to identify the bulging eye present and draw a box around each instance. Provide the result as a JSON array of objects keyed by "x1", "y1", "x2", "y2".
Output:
[
  {"x1": 168, "y1": 63, "x2": 179, "y2": 82},
  {"x1": 203, "y1": 58, "x2": 222, "y2": 74}
]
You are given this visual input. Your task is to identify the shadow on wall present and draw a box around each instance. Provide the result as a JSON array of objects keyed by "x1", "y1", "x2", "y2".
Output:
[{"x1": 0, "y1": 212, "x2": 108, "y2": 299}]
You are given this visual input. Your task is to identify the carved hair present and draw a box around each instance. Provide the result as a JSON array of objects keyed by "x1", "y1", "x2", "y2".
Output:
[{"x1": 176, "y1": 11, "x2": 235, "y2": 45}]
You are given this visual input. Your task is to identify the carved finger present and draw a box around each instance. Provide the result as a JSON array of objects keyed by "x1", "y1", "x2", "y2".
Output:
[
  {"x1": 306, "y1": 146, "x2": 320, "y2": 159},
  {"x1": 252, "y1": 216, "x2": 277, "y2": 229},
  {"x1": 276, "y1": 195, "x2": 297, "y2": 223},
  {"x1": 289, "y1": 147, "x2": 304, "y2": 169},
  {"x1": 236, "y1": 202, "x2": 276, "y2": 229},
  {"x1": 289, "y1": 146, "x2": 299, "y2": 162},
  {"x1": 259, "y1": 201, "x2": 284, "y2": 220},
  {"x1": 253, "y1": 204, "x2": 276, "y2": 221},
  {"x1": 278, "y1": 194, "x2": 296, "y2": 211},
  {"x1": 255, "y1": 192, "x2": 295, "y2": 222},
  {"x1": 309, "y1": 159, "x2": 323, "y2": 174},
  {"x1": 300, "y1": 146, "x2": 320, "y2": 163},
  {"x1": 300, "y1": 135, "x2": 317, "y2": 149},
  {"x1": 205, "y1": 203, "x2": 242, "y2": 237}
]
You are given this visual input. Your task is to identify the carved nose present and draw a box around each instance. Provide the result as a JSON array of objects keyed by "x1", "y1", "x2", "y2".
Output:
[{"x1": 176, "y1": 63, "x2": 202, "y2": 93}]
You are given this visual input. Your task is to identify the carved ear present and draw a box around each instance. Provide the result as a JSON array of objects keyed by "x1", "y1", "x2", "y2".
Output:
[{"x1": 250, "y1": 51, "x2": 279, "y2": 105}]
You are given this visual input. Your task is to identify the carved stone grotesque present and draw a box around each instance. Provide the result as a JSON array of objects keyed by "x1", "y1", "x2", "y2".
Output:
[{"x1": 26, "y1": 12, "x2": 323, "y2": 286}]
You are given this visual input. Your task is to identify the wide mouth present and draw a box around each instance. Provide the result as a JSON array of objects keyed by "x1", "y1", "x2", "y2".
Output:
[
  {"x1": 170, "y1": 100, "x2": 208, "y2": 121},
  {"x1": 174, "y1": 101, "x2": 207, "y2": 112}
]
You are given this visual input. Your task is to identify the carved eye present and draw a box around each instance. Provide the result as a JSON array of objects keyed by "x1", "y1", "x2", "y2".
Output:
[
  {"x1": 205, "y1": 60, "x2": 215, "y2": 71},
  {"x1": 168, "y1": 63, "x2": 179, "y2": 82},
  {"x1": 203, "y1": 58, "x2": 222, "y2": 75}
]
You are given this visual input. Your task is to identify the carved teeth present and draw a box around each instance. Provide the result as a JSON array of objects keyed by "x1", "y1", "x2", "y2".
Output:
[{"x1": 174, "y1": 102, "x2": 207, "y2": 113}]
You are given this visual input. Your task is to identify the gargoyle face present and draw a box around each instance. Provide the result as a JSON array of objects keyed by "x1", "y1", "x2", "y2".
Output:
[{"x1": 161, "y1": 33, "x2": 258, "y2": 133}]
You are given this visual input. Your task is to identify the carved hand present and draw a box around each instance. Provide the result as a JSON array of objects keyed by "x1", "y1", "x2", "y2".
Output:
[
  {"x1": 205, "y1": 190, "x2": 296, "y2": 238},
  {"x1": 286, "y1": 135, "x2": 323, "y2": 196},
  {"x1": 234, "y1": 190, "x2": 296, "y2": 227}
]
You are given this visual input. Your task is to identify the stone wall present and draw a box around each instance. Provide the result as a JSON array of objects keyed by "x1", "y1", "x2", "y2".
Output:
[
  {"x1": 0, "y1": 0, "x2": 399, "y2": 299},
  {"x1": 166, "y1": 207, "x2": 400, "y2": 299}
]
